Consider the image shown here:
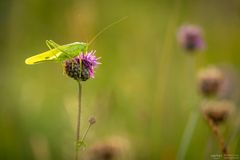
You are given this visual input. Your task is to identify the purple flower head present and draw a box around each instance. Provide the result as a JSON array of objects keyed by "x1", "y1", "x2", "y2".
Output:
[
  {"x1": 80, "y1": 50, "x2": 101, "y2": 78},
  {"x1": 177, "y1": 24, "x2": 205, "y2": 52},
  {"x1": 64, "y1": 50, "x2": 101, "y2": 81}
]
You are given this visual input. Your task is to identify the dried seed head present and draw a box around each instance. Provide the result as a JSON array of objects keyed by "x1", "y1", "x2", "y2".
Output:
[
  {"x1": 198, "y1": 66, "x2": 224, "y2": 97},
  {"x1": 87, "y1": 143, "x2": 117, "y2": 160},
  {"x1": 84, "y1": 136, "x2": 131, "y2": 160},
  {"x1": 89, "y1": 116, "x2": 96, "y2": 125},
  {"x1": 177, "y1": 24, "x2": 205, "y2": 52},
  {"x1": 201, "y1": 100, "x2": 235, "y2": 125}
]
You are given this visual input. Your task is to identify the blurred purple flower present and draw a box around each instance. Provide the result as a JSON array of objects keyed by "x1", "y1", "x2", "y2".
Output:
[
  {"x1": 177, "y1": 24, "x2": 205, "y2": 52},
  {"x1": 64, "y1": 51, "x2": 101, "y2": 81}
]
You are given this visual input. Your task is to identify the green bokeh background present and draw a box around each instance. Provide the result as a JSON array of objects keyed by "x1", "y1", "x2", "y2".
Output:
[{"x1": 0, "y1": 0, "x2": 240, "y2": 159}]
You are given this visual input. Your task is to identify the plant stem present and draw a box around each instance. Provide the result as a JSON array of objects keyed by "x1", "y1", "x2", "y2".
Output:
[
  {"x1": 226, "y1": 120, "x2": 240, "y2": 152},
  {"x1": 177, "y1": 111, "x2": 199, "y2": 160},
  {"x1": 75, "y1": 81, "x2": 82, "y2": 160},
  {"x1": 177, "y1": 53, "x2": 198, "y2": 160},
  {"x1": 80, "y1": 123, "x2": 92, "y2": 143},
  {"x1": 206, "y1": 116, "x2": 228, "y2": 155}
]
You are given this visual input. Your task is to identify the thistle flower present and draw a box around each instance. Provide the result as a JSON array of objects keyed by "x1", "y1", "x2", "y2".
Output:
[
  {"x1": 177, "y1": 24, "x2": 205, "y2": 52},
  {"x1": 197, "y1": 66, "x2": 223, "y2": 97},
  {"x1": 64, "y1": 51, "x2": 101, "y2": 81}
]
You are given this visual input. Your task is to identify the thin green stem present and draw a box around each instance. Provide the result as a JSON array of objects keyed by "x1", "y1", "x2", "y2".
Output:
[
  {"x1": 177, "y1": 111, "x2": 199, "y2": 160},
  {"x1": 75, "y1": 81, "x2": 82, "y2": 160},
  {"x1": 80, "y1": 123, "x2": 92, "y2": 143},
  {"x1": 177, "y1": 55, "x2": 198, "y2": 160},
  {"x1": 227, "y1": 117, "x2": 240, "y2": 152}
]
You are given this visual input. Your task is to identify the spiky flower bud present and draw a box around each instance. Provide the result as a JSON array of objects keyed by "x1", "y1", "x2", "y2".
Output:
[
  {"x1": 198, "y1": 66, "x2": 223, "y2": 97},
  {"x1": 177, "y1": 24, "x2": 205, "y2": 52},
  {"x1": 64, "y1": 51, "x2": 101, "y2": 81}
]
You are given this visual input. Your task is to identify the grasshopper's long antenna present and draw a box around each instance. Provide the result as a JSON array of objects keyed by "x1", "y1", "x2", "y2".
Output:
[{"x1": 88, "y1": 16, "x2": 128, "y2": 46}]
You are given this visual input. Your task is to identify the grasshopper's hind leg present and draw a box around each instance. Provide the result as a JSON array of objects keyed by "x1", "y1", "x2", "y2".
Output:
[
  {"x1": 48, "y1": 40, "x2": 78, "y2": 70},
  {"x1": 46, "y1": 40, "x2": 54, "y2": 50},
  {"x1": 47, "y1": 40, "x2": 79, "y2": 72},
  {"x1": 46, "y1": 40, "x2": 59, "y2": 60},
  {"x1": 48, "y1": 40, "x2": 73, "y2": 60}
]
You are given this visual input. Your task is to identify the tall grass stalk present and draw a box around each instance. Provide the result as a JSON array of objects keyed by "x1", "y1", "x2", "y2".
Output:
[
  {"x1": 75, "y1": 81, "x2": 82, "y2": 160},
  {"x1": 227, "y1": 117, "x2": 240, "y2": 152},
  {"x1": 177, "y1": 56, "x2": 199, "y2": 160},
  {"x1": 177, "y1": 111, "x2": 199, "y2": 160}
]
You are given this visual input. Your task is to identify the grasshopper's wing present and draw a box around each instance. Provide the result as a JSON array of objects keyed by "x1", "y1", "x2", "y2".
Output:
[{"x1": 25, "y1": 46, "x2": 68, "y2": 65}]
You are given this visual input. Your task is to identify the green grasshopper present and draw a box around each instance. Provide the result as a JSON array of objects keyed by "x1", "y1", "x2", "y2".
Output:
[
  {"x1": 25, "y1": 40, "x2": 88, "y2": 64},
  {"x1": 25, "y1": 17, "x2": 127, "y2": 65}
]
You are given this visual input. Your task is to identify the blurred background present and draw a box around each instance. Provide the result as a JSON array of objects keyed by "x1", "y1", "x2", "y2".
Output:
[{"x1": 0, "y1": 0, "x2": 240, "y2": 159}]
